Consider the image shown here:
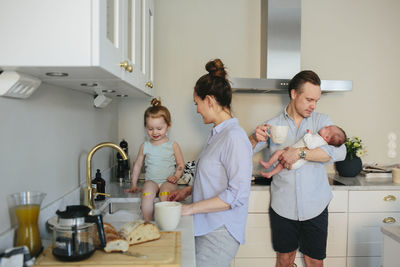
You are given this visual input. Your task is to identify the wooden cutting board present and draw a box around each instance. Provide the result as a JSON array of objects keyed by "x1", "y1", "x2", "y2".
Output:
[{"x1": 34, "y1": 231, "x2": 181, "y2": 267}]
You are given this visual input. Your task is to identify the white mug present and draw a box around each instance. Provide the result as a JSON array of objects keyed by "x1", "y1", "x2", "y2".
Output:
[
  {"x1": 154, "y1": 201, "x2": 182, "y2": 231},
  {"x1": 270, "y1": 125, "x2": 289, "y2": 144}
]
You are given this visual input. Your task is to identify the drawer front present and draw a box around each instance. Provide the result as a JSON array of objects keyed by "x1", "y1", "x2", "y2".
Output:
[
  {"x1": 248, "y1": 190, "x2": 270, "y2": 213},
  {"x1": 329, "y1": 190, "x2": 348, "y2": 212},
  {"x1": 346, "y1": 256, "x2": 381, "y2": 267},
  {"x1": 349, "y1": 191, "x2": 400, "y2": 212},
  {"x1": 348, "y1": 212, "x2": 400, "y2": 256}
]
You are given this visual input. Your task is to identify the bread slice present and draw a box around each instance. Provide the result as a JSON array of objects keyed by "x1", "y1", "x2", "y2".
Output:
[
  {"x1": 119, "y1": 220, "x2": 161, "y2": 245},
  {"x1": 103, "y1": 223, "x2": 129, "y2": 253}
]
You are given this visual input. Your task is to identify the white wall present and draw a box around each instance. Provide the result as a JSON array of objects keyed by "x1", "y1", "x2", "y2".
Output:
[
  {"x1": 0, "y1": 83, "x2": 118, "y2": 235},
  {"x1": 120, "y1": 0, "x2": 400, "y2": 168}
]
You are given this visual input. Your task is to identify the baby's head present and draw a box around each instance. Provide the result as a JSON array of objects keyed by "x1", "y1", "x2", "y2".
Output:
[
  {"x1": 318, "y1": 125, "x2": 347, "y2": 147},
  {"x1": 144, "y1": 98, "x2": 172, "y2": 140}
]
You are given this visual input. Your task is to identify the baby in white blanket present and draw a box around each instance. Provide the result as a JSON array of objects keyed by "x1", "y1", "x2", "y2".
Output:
[{"x1": 260, "y1": 125, "x2": 346, "y2": 178}]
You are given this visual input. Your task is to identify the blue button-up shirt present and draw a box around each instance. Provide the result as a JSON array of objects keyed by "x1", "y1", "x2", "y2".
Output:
[
  {"x1": 192, "y1": 118, "x2": 253, "y2": 244},
  {"x1": 254, "y1": 108, "x2": 346, "y2": 221}
]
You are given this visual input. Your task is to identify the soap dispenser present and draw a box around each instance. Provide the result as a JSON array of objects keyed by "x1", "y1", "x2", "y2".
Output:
[{"x1": 92, "y1": 169, "x2": 106, "y2": 201}]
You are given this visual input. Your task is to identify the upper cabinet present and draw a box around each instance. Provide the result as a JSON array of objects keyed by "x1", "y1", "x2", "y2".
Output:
[{"x1": 0, "y1": 0, "x2": 154, "y2": 98}]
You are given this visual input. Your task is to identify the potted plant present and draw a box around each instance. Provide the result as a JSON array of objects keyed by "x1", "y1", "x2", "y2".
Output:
[{"x1": 335, "y1": 136, "x2": 367, "y2": 177}]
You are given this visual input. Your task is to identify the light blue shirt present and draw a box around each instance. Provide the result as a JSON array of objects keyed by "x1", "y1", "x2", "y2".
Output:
[
  {"x1": 143, "y1": 140, "x2": 176, "y2": 184},
  {"x1": 192, "y1": 118, "x2": 253, "y2": 244},
  {"x1": 254, "y1": 107, "x2": 346, "y2": 221}
]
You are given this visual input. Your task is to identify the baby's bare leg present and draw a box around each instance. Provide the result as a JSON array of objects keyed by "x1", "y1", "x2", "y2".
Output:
[
  {"x1": 141, "y1": 181, "x2": 158, "y2": 221},
  {"x1": 259, "y1": 150, "x2": 284, "y2": 169},
  {"x1": 260, "y1": 163, "x2": 284, "y2": 178},
  {"x1": 159, "y1": 182, "x2": 178, "y2": 202}
]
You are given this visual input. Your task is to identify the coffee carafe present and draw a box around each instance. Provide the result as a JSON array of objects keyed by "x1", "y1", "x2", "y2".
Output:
[
  {"x1": 51, "y1": 205, "x2": 106, "y2": 261},
  {"x1": 116, "y1": 139, "x2": 130, "y2": 183},
  {"x1": 10, "y1": 191, "x2": 46, "y2": 257}
]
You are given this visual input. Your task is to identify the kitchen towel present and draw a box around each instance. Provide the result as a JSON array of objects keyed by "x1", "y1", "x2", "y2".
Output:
[{"x1": 0, "y1": 246, "x2": 35, "y2": 267}]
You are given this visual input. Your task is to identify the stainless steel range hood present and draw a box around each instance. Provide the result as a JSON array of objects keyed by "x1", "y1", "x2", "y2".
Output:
[{"x1": 231, "y1": 0, "x2": 352, "y2": 93}]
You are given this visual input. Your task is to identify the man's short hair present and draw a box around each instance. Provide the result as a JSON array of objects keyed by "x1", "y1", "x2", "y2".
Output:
[{"x1": 288, "y1": 70, "x2": 321, "y2": 98}]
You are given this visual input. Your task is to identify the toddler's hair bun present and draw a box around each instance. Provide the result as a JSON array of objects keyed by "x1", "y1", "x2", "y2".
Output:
[
  {"x1": 150, "y1": 97, "x2": 162, "y2": 107},
  {"x1": 205, "y1": 59, "x2": 227, "y2": 79}
]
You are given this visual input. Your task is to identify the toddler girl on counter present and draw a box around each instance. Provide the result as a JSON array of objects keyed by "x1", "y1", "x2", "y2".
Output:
[{"x1": 125, "y1": 98, "x2": 185, "y2": 221}]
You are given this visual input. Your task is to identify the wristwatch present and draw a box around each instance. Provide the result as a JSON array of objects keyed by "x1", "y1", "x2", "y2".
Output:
[{"x1": 299, "y1": 148, "x2": 306, "y2": 159}]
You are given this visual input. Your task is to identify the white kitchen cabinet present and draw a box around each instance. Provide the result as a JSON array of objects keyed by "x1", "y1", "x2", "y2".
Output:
[
  {"x1": 346, "y1": 257, "x2": 381, "y2": 267},
  {"x1": 347, "y1": 190, "x2": 400, "y2": 267},
  {"x1": 382, "y1": 234, "x2": 400, "y2": 267},
  {"x1": 235, "y1": 190, "x2": 348, "y2": 264},
  {"x1": 348, "y1": 212, "x2": 400, "y2": 257},
  {"x1": 0, "y1": 0, "x2": 154, "y2": 98}
]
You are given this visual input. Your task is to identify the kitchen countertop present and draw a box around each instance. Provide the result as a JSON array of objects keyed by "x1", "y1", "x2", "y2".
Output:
[
  {"x1": 95, "y1": 181, "x2": 195, "y2": 267},
  {"x1": 381, "y1": 225, "x2": 400, "y2": 244},
  {"x1": 250, "y1": 174, "x2": 400, "y2": 191}
]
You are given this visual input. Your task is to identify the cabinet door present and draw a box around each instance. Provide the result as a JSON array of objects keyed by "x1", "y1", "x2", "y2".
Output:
[
  {"x1": 382, "y1": 235, "x2": 400, "y2": 267},
  {"x1": 120, "y1": 0, "x2": 141, "y2": 90},
  {"x1": 348, "y1": 212, "x2": 400, "y2": 256},
  {"x1": 327, "y1": 213, "x2": 347, "y2": 257},
  {"x1": 346, "y1": 256, "x2": 381, "y2": 267},
  {"x1": 140, "y1": 0, "x2": 154, "y2": 94},
  {"x1": 97, "y1": 0, "x2": 125, "y2": 78},
  {"x1": 236, "y1": 214, "x2": 275, "y2": 258},
  {"x1": 234, "y1": 258, "x2": 277, "y2": 267},
  {"x1": 248, "y1": 190, "x2": 270, "y2": 213}
]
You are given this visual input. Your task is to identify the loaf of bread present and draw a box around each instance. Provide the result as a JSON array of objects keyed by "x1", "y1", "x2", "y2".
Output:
[
  {"x1": 119, "y1": 220, "x2": 161, "y2": 245},
  {"x1": 103, "y1": 222, "x2": 129, "y2": 252}
]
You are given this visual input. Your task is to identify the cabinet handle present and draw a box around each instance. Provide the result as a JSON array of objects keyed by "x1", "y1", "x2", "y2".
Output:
[
  {"x1": 145, "y1": 81, "x2": 153, "y2": 88},
  {"x1": 383, "y1": 217, "x2": 396, "y2": 223},
  {"x1": 383, "y1": 195, "x2": 397, "y2": 201},
  {"x1": 120, "y1": 61, "x2": 133, "y2": 73},
  {"x1": 120, "y1": 60, "x2": 129, "y2": 69}
]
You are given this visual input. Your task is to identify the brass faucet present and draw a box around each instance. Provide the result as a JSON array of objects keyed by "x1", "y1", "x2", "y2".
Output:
[{"x1": 84, "y1": 142, "x2": 128, "y2": 209}]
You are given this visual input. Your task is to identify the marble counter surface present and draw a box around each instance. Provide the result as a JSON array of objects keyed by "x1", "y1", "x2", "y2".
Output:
[
  {"x1": 95, "y1": 181, "x2": 195, "y2": 267},
  {"x1": 250, "y1": 174, "x2": 400, "y2": 191},
  {"x1": 381, "y1": 225, "x2": 400, "y2": 244}
]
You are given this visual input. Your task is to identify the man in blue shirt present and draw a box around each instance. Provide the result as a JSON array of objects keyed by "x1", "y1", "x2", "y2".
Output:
[{"x1": 249, "y1": 70, "x2": 346, "y2": 267}]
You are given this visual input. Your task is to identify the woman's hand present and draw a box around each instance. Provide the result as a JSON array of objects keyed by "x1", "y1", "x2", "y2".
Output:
[
  {"x1": 124, "y1": 185, "x2": 141, "y2": 193},
  {"x1": 168, "y1": 186, "x2": 192, "y2": 201},
  {"x1": 167, "y1": 175, "x2": 179, "y2": 184}
]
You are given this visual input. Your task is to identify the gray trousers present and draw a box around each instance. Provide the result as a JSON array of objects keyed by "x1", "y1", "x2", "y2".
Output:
[{"x1": 195, "y1": 226, "x2": 240, "y2": 267}]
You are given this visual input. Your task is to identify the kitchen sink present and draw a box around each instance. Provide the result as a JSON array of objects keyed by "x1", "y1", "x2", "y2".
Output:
[{"x1": 95, "y1": 198, "x2": 143, "y2": 228}]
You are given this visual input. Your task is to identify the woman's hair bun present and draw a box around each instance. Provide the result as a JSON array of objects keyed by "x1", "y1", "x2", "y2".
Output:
[
  {"x1": 150, "y1": 97, "x2": 162, "y2": 107},
  {"x1": 205, "y1": 59, "x2": 227, "y2": 79}
]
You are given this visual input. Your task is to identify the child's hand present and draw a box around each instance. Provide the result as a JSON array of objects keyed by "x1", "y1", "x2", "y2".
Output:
[
  {"x1": 125, "y1": 185, "x2": 141, "y2": 193},
  {"x1": 167, "y1": 175, "x2": 179, "y2": 184}
]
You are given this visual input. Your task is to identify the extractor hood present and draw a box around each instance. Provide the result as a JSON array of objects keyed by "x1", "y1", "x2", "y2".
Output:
[{"x1": 231, "y1": 0, "x2": 352, "y2": 93}]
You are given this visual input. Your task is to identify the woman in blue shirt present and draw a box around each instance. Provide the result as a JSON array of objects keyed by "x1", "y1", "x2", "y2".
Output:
[{"x1": 168, "y1": 59, "x2": 253, "y2": 267}]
